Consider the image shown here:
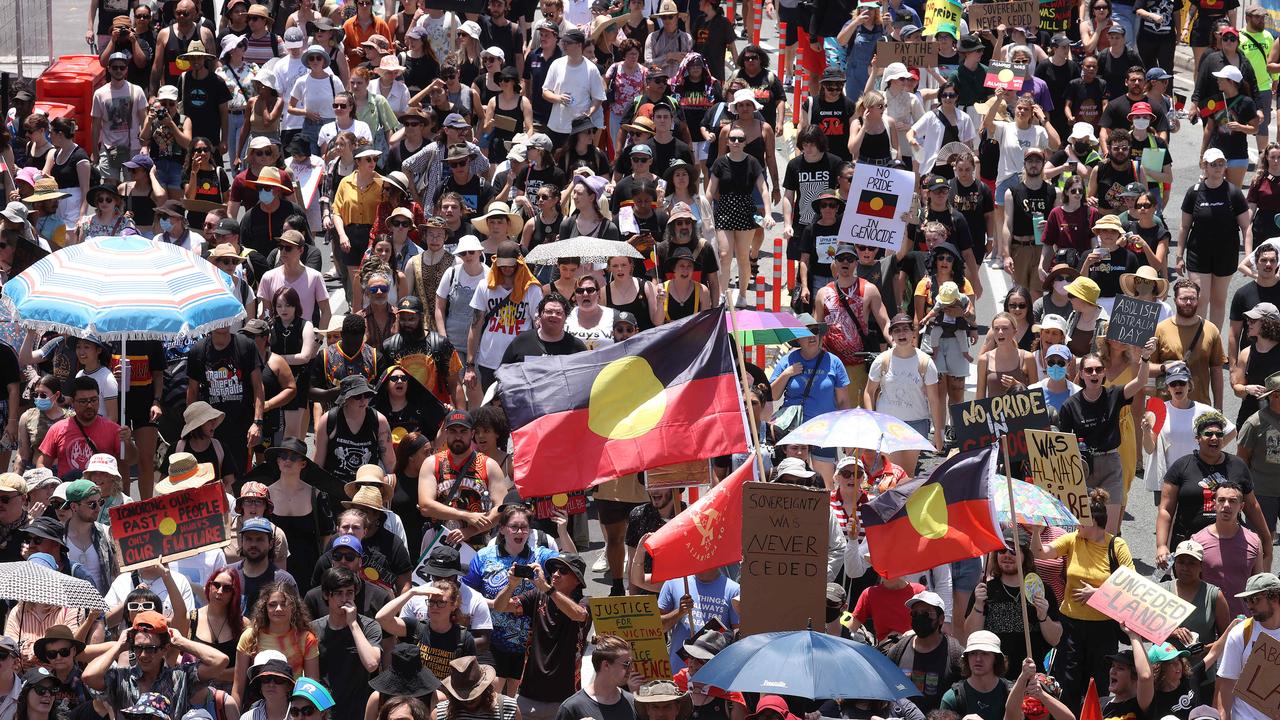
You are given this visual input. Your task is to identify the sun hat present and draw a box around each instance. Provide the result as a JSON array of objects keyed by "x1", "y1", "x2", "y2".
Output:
[
  {"x1": 546, "y1": 553, "x2": 587, "y2": 586},
  {"x1": 181, "y1": 401, "x2": 225, "y2": 438},
  {"x1": 291, "y1": 678, "x2": 335, "y2": 712},
  {"x1": 774, "y1": 457, "x2": 816, "y2": 479},
  {"x1": 382, "y1": 171, "x2": 412, "y2": 197},
  {"x1": 1065, "y1": 276, "x2": 1101, "y2": 306},
  {"x1": 731, "y1": 88, "x2": 762, "y2": 110},
  {"x1": 249, "y1": 659, "x2": 294, "y2": 689},
  {"x1": 370, "y1": 643, "x2": 443, "y2": 697},
  {"x1": 1068, "y1": 122, "x2": 1097, "y2": 142},
  {"x1": 21, "y1": 468, "x2": 58, "y2": 493},
  {"x1": 20, "y1": 517, "x2": 66, "y2": 547},
  {"x1": 361, "y1": 34, "x2": 390, "y2": 52},
  {"x1": 236, "y1": 481, "x2": 273, "y2": 514},
  {"x1": 422, "y1": 544, "x2": 464, "y2": 577},
  {"x1": 220, "y1": 34, "x2": 247, "y2": 59},
  {"x1": 882, "y1": 62, "x2": 912, "y2": 82},
  {"x1": 935, "y1": 281, "x2": 961, "y2": 305},
  {"x1": 679, "y1": 627, "x2": 729, "y2": 661},
  {"x1": 454, "y1": 235, "x2": 485, "y2": 254},
  {"x1": 1045, "y1": 263, "x2": 1079, "y2": 283},
  {"x1": 252, "y1": 166, "x2": 292, "y2": 193},
  {"x1": 1119, "y1": 266, "x2": 1168, "y2": 297},
  {"x1": 156, "y1": 453, "x2": 216, "y2": 494},
  {"x1": 376, "y1": 54, "x2": 406, "y2": 75},
  {"x1": 441, "y1": 656, "x2": 497, "y2": 703},
  {"x1": 471, "y1": 202, "x2": 522, "y2": 236},
  {"x1": 634, "y1": 681, "x2": 692, "y2": 720},
  {"x1": 24, "y1": 178, "x2": 68, "y2": 204},
  {"x1": 33, "y1": 625, "x2": 85, "y2": 659},
  {"x1": 1091, "y1": 217, "x2": 1125, "y2": 235},
  {"x1": 121, "y1": 693, "x2": 171, "y2": 719},
  {"x1": 335, "y1": 375, "x2": 376, "y2": 405},
  {"x1": 301, "y1": 44, "x2": 329, "y2": 62},
  {"x1": 963, "y1": 630, "x2": 1003, "y2": 655},
  {"x1": 344, "y1": 464, "x2": 392, "y2": 501},
  {"x1": 84, "y1": 454, "x2": 121, "y2": 480},
  {"x1": 342, "y1": 485, "x2": 388, "y2": 514},
  {"x1": 180, "y1": 40, "x2": 215, "y2": 61}
]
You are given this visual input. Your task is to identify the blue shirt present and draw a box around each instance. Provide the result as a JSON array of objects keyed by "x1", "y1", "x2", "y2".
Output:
[
  {"x1": 658, "y1": 573, "x2": 741, "y2": 672},
  {"x1": 770, "y1": 349, "x2": 850, "y2": 421},
  {"x1": 462, "y1": 543, "x2": 560, "y2": 653}
]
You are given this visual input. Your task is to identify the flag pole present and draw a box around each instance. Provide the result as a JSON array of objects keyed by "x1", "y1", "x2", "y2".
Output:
[
  {"x1": 725, "y1": 300, "x2": 768, "y2": 483},
  {"x1": 1001, "y1": 434, "x2": 1034, "y2": 662},
  {"x1": 683, "y1": 575, "x2": 695, "y2": 633}
]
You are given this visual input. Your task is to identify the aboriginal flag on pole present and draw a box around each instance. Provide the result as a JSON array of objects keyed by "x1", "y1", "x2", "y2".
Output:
[
  {"x1": 856, "y1": 189, "x2": 898, "y2": 219},
  {"x1": 497, "y1": 309, "x2": 748, "y2": 497},
  {"x1": 861, "y1": 445, "x2": 1005, "y2": 578}
]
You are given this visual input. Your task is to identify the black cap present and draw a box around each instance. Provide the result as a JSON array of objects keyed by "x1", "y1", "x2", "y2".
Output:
[
  {"x1": 13, "y1": 90, "x2": 33, "y2": 102},
  {"x1": 1107, "y1": 649, "x2": 1136, "y2": 667},
  {"x1": 423, "y1": 545, "x2": 463, "y2": 577},
  {"x1": 670, "y1": 246, "x2": 694, "y2": 262},
  {"x1": 397, "y1": 296, "x2": 424, "y2": 314},
  {"x1": 215, "y1": 218, "x2": 240, "y2": 236},
  {"x1": 821, "y1": 67, "x2": 845, "y2": 83},
  {"x1": 546, "y1": 553, "x2": 587, "y2": 586},
  {"x1": 20, "y1": 517, "x2": 66, "y2": 547},
  {"x1": 922, "y1": 174, "x2": 949, "y2": 192},
  {"x1": 614, "y1": 310, "x2": 639, "y2": 328},
  {"x1": 444, "y1": 410, "x2": 473, "y2": 429},
  {"x1": 562, "y1": 28, "x2": 586, "y2": 44}
]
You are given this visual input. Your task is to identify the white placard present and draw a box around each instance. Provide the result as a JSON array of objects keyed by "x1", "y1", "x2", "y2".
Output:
[{"x1": 838, "y1": 163, "x2": 915, "y2": 252}]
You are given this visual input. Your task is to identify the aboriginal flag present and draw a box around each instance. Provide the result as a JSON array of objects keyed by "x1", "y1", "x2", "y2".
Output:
[
  {"x1": 856, "y1": 189, "x2": 898, "y2": 219},
  {"x1": 497, "y1": 309, "x2": 748, "y2": 497},
  {"x1": 861, "y1": 445, "x2": 1005, "y2": 578}
]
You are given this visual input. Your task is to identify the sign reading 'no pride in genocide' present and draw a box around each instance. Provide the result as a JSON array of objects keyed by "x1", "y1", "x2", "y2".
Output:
[
  {"x1": 740, "y1": 482, "x2": 827, "y2": 636},
  {"x1": 1025, "y1": 429, "x2": 1093, "y2": 525},
  {"x1": 1234, "y1": 633, "x2": 1280, "y2": 715},
  {"x1": 1086, "y1": 566, "x2": 1195, "y2": 644},
  {"x1": 109, "y1": 483, "x2": 230, "y2": 571},
  {"x1": 588, "y1": 596, "x2": 672, "y2": 681},
  {"x1": 875, "y1": 41, "x2": 939, "y2": 68},
  {"x1": 1106, "y1": 295, "x2": 1162, "y2": 348},
  {"x1": 839, "y1": 163, "x2": 914, "y2": 252},
  {"x1": 968, "y1": 0, "x2": 1039, "y2": 30},
  {"x1": 949, "y1": 389, "x2": 1050, "y2": 478}
]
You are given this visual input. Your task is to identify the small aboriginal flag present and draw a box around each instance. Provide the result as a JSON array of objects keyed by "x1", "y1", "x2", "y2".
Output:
[
  {"x1": 1200, "y1": 97, "x2": 1224, "y2": 119},
  {"x1": 983, "y1": 60, "x2": 1028, "y2": 91},
  {"x1": 856, "y1": 189, "x2": 898, "y2": 219}
]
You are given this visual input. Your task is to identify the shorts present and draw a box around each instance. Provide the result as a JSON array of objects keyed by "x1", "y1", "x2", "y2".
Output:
[
  {"x1": 596, "y1": 498, "x2": 643, "y2": 525},
  {"x1": 154, "y1": 159, "x2": 183, "y2": 188},
  {"x1": 810, "y1": 446, "x2": 837, "y2": 463},
  {"x1": 950, "y1": 556, "x2": 983, "y2": 593},
  {"x1": 905, "y1": 418, "x2": 931, "y2": 440},
  {"x1": 1259, "y1": 90, "x2": 1273, "y2": 133},
  {"x1": 994, "y1": 174, "x2": 1020, "y2": 206},
  {"x1": 1227, "y1": 158, "x2": 1249, "y2": 169},
  {"x1": 1187, "y1": 242, "x2": 1239, "y2": 277},
  {"x1": 1086, "y1": 450, "x2": 1126, "y2": 501},
  {"x1": 931, "y1": 335, "x2": 972, "y2": 377},
  {"x1": 492, "y1": 648, "x2": 526, "y2": 679},
  {"x1": 1190, "y1": 23, "x2": 1216, "y2": 48},
  {"x1": 122, "y1": 390, "x2": 158, "y2": 429},
  {"x1": 341, "y1": 223, "x2": 373, "y2": 267}
]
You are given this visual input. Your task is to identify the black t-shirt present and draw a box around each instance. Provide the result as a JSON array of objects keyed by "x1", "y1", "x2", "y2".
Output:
[
  {"x1": 303, "y1": 579, "x2": 391, "y2": 621},
  {"x1": 1100, "y1": 94, "x2": 1171, "y2": 132},
  {"x1": 1162, "y1": 452, "x2": 1255, "y2": 546},
  {"x1": 555, "y1": 689, "x2": 637, "y2": 720},
  {"x1": 1035, "y1": 58, "x2": 1080, "y2": 113},
  {"x1": 501, "y1": 330, "x2": 588, "y2": 365},
  {"x1": 1058, "y1": 386, "x2": 1132, "y2": 451},
  {"x1": 783, "y1": 153, "x2": 843, "y2": 227},
  {"x1": 1208, "y1": 94, "x2": 1259, "y2": 162},
  {"x1": 1230, "y1": 281, "x2": 1280, "y2": 350},
  {"x1": 523, "y1": 46, "x2": 564, "y2": 124},
  {"x1": 909, "y1": 207, "x2": 973, "y2": 257},
  {"x1": 1085, "y1": 246, "x2": 1141, "y2": 299},
  {"x1": 1182, "y1": 181, "x2": 1248, "y2": 253},
  {"x1": 434, "y1": 175, "x2": 495, "y2": 216},
  {"x1": 965, "y1": 579, "x2": 1060, "y2": 679},
  {"x1": 616, "y1": 138, "x2": 692, "y2": 177},
  {"x1": 626, "y1": 503, "x2": 668, "y2": 576},
  {"x1": 1065, "y1": 77, "x2": 1108, "y2": 127},
  {"x1": 1150, "y1": 677, "x2": 1198, "y2": 720},
  {"x1": 186, "y1": 334, "x2": 260, "y2": 423},
  {"x1": 950, "y1": 179, "x2": 994, "y2": 248},
  {"x1": 656, "y1": 240, "x2": 719, "y2": 284},
  {"x1": 0, "y1": 345, "x2": 21, "y2": 400},
  {"x1": 1096, "y1": 48, "x2": 1144, "y2": 101},
  {"x1": 519, "y1": 590, "x2": 589, "y2": 703},
  {"x1": 403, "y1": 618, "x2": 477, "y2": 680},
  {"x1": 1101, "y1": 694, "x2": 1149, "y2": 720},
  {"x1": 856, "y1": 255, "x2": 900, "y2": 319},
  {"x1": 710, "y1": 154, "x2": 763, "y2": 196},
  {"x1": 310, "y1": 526, "x2": 412, "y2": 590},
  {"x1": 180, "y1": 71, "x2": 232, "y2": 145},
  {"x1": 520, "y1": 164, "x2": 569, "y2": 205},
  {"x1": 479, "y1": 18, "x2": 522, "y2": 73},
  {"x1": 310, "y1": 615, "x2": 383, "y2": 720}
]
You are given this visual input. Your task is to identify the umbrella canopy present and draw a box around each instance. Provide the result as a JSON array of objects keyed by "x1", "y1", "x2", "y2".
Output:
[
  {"x1": 523, "y1": 237, "x2": 643, "y2": 266},
  {"x1": 1, "y1": 235, "x2": 245, "y2": 340},
  {"x1": 776, "y1": 409, "x2": 934, "y2": 453},
  {"x1": 0, "y1": 561, "x2": 106, "y2": 610},
  {"x1": 991, "y1": 475, "x2": 1080, "y2": 528},
  {"x1": 727, "y1": 310, "x2": 813, "y2": 346},
  {"x1": 690, "y1": 630, "x2": 920, "y2": 700}
]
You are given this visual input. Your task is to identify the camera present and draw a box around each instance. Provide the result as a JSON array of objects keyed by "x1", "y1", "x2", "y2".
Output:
[
  {"x1": 512, "y1": 564, "x2": 535, "y2": 579},
  {"x1": 153, "y1": 107, "x2": 168, "y2": 121}
]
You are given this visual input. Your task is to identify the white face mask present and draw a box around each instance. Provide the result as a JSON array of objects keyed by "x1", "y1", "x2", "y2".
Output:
[
  {"x1": 1132, "y1": 117, "x2": 1151, "y2": 130},
  {"x1": 1054, "y1": 280, "x2": 1069, "y2": 296}
]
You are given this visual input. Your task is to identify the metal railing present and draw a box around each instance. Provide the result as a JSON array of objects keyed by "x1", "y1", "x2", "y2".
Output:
[{"x1": 0, "y1": 0, "x2": 54, "y2": 80}]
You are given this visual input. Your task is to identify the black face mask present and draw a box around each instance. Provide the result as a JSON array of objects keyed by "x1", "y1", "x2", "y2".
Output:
[
  {"x1": 1073, "y1": 142, "x2": 1092, "y2": 156},
  {"x1": 825, "y1": 605, "x2": 843, "y2": 624},
  {"x1": 911, "y1": 613, "x2": 939, "y2": 637}
]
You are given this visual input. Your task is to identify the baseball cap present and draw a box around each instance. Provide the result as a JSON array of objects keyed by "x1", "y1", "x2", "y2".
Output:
[
  {"x1": 292, "y1": 678, "x2": 336, "y2": 712},
  {"x1": 1146, "y1": 67, "x2": 1173, "y2": 82},
  {"x1": 1045, "y1": 344, "x2": 1072, "y2": 361},
  {"x1": 240, "y1": 517, "x2": 274, "y2": 535},
  {"x1": 282, "y1": 26, "x2": 305, "y2": 50},
  {"x1": 826, "y1": 583, "x2": 847, "y2": 605},
  {"x1": 1203, "y1": 148, "x2": 1227, "y2": 164},
  {"x1": 1172, "y1": 539, "x2": 1204, "y2": 561},
  {"x1": 907, "y1": 590, "x2": 946, "y2": 612},
  {"x1": 1164, "y1": 361, "x2": 1192, "y2": 384},
  {"x1": 1236, "y1": 572, "x2": 1280, "y2": 598},
  {"x1": 922, "y1": 174, "x2": 949, "y2": 192},
  {"x1": 64, "y1": 478, "x2": 101, "y2": 503},
  {"x1": 444, "y1": 410, "x2": 473, "y2": 429},
  {"x1": 330, "y1": 534, "x2": 363, "y2": 556},
  {"x1": 132, "y1": 610, "x2": 169, "y2": 634},
  {"x1": 1213, "y1": 65, "x2": 1244, "y2": 83},
  {"x1": 1245, "y1": 302, "x2": 1280, "y2": 322},
  {"x1": 1147, "y1": 642, "x2": 1189, "y2": 663},
  {"x1": 215, "y1": 218, "x2": 241, "y2": 236}
]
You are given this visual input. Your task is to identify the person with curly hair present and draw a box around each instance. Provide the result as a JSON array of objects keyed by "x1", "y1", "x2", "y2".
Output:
[
  {"x1": 379, "y1": 696, "x2": 431, "y2": 720},
  {"x1": 232, "y1": 582, "x2": 319, "y2": 708}
]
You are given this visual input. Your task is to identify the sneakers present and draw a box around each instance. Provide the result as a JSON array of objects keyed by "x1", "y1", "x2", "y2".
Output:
[{"x1": 591, "y1": 554, "x2": 609, "y2": 573}]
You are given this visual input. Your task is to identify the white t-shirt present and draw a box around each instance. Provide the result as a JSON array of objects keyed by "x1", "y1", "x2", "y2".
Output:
[
  {"x1": 104, "y1": 569, "x2": 196, "y2": 619},
  {"x1": 76, "y1": 365, "x2": 119, "y2": 417},
  {"x1": 156, "y1": 229, "x2": 207, "y2": 254},
  {"x1": 436, "y1": 263, "x2": 489, "y2": 301},
  {"x1": 543, "y1": 56, "x2": 606, "y2": 134},
  {"x1": 317, "y1": 118, "x2": 372, "y2": 152},
  {"x1": 289, "y1": 72, "x2": 345, "y2": 121},
  {"x1": 868, "y1": 349, "x2": 939, "y2": 422},
  {"x1": 1218, "y1": 619, "x2": 1280, "y2": 720},
  {"x1": 91, "y1": 81, "x2": 148, "y2": 153},
  {"x1": 468, "y1": 283, "x2": 544, "y2": 369},
  {"x1": 566, "y1": 306, "x2": 616, "y2": 350},
  {"x1": 401, "y1": 582, "x2": 493, "y2": 631},
  {"x1": 416, "y1": 12, "x2": 459, "y2": 64},
  {"x1": 995, "y1": 121, "x2": 1049, "y2": 185},
  {"x1": 270, "y1": 55, "x2": 309, "y2": 131}
]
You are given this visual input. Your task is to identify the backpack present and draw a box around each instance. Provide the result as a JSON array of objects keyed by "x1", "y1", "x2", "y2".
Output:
[{"x1": 949, "y1": 678, "x2": 1012, "y2": 713}]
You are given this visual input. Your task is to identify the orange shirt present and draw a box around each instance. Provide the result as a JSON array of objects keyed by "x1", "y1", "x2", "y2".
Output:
[{"x1": 342, "y1": 17, "x2": 392, "y2": 68}]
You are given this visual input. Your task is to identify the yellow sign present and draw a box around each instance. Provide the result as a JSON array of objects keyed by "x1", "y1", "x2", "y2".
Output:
[
  {"x1": 588, "y1": 596, "x2": 672, "y2": 681},
  {"x1": 924, "y1": 0, "x2": 962, "y2": 36},
  {"x1": 1025, "y1": 429, "x2": 1092, "y2": 526}
]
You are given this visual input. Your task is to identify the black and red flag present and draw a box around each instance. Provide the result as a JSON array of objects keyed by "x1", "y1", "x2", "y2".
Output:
[
  {"x1": 856, "y1": 189, "x2": 898, "y2": 219},
  {"x1": 497, "y1": 309, "x2": 748, "y2": 497}
]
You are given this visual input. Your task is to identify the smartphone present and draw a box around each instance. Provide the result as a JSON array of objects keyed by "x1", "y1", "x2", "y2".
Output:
[{"x1": 513, "y1": 564, "x2": 536, "y2": 579}]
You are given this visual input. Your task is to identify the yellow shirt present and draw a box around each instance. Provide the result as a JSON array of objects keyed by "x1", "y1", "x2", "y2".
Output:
[
  {"x1": 332, "y1": 174, "x2": 383, "y2": 225},
  {"x1": 1049, "y1": 531, "x2": 1134, "y2": 621}
]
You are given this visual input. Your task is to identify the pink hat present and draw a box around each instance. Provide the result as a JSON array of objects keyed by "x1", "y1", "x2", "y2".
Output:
[{"x1": 15, "y1": 167, "x2": 42, "y2": 188}]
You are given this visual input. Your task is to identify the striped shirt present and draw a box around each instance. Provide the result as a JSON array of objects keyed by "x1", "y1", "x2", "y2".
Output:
[{"x1": 434, "y1": 695, "x2": 519, "y2": 720}]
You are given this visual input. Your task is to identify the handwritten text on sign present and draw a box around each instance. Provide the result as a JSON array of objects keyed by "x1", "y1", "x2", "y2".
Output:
[
  {"x1": 949, "y1": 389, "x2": 1050, "y2": 479},
  {"x1": 875, "y1": 41, "x2": 939, "y2": 68},
  {"x1": 839, "y1": 163, "x2": 914, "y2": 252},
  {"x1": 109, "y1": 483, "x2": 230, "y2": 571},
  {"x1": 1025, "y1": 429, "x2": 1092, "y2": 526},
  {"x1": 740, "y1": 482, "x2": 827, "y2": 635},
  {"x1": 1234, "y1": 633, "x2": 1280, "y2": 716},
  {"x1": 1086, "y1": 566, "x2": 1195, "y2": 644},
  {"x1": 984, "y1": 61, "x2": 1029, "y2": 91},
  {"x1": 1106, "y1": 295, "x2": 1162, "y2": 348},
  {"x1": 588, "y1": 596, "x2": 672, "y2": 681},
  {"x1": 968, "y1": 0, "x2": 1039, "y2": 31},
  {"x1": 924, "y1": 0, "x2": 962, "y2": 36}
]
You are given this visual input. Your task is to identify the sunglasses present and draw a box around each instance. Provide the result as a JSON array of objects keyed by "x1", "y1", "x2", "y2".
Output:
[
  {"x1": 253, "y1": 149, "x2": 273, "y2": 157},
  {"x1": 332, "y1": 551, "x2": 360, "y2": 561},
  {"x1": 260, "y1": 676, "x2": 291, "y2": 686},
  {"x1": 743, "y1": 54, "x2": 760, "y2": 61},
  {"x1": 289, "y1": 707, "x2": 317, "y2": 717},
  {"x1": 816, "y1": 201, "x2": 840, "y2": 209},
  {"x1": 576, "y1": 287, "x2": 599, "y2": 294},
  {"x1": 42, "y1": 647, "x2": 75, "y2": 659},
  {"x1": 278, "y1": 451, "x2": 304, "y2": 462},
  {"x1": 427, "y1": 598, "x2": 450, "y2": 607},
  {"x1": 448, "y1": 160, "x2": 468, "y2": 168},
  {"x1": 458, "y1": 250, "x2": 480, "y2": 256},
  {"x1": 403, "y1": 120, "x2": 423, "y2": 127},
  {"x1": 132, "y1": 643, "x2": 166, "y2": 654},
  {"x1": 1136, "y1": 202, "x2": 1154, "y2": 209},
  {"x1": 210, "y1": 581, "x2": 234, "y2": 592},
  {"x1": 1167, "y1": 380, "x2": 1188, "y2": 387},
  {"x1": 1006, "y1": 303, "x2": 1027, "y2": 310},
  {"x1": 727, "y1": 136, "x2": 745, "y2": 143},
  {"x1": 367, "y1": 286, "x2": 390, "y2": 294},
  {"x1": 388, "y1": 375, "x2": 409, "y2": 383},
  {"x1": 631, "y1": 155, "x2": 651, "y2": 161},
  {"x1": 389, "y1": 219, "x2": 413, "y2": 228},
  {"x1": 940, "y1": 92, "x2": 958, "y2": 99},
  {"x1": 1201, "y1": 430, "x2": 1226, "y2": 438},
  {"x1": 28, "y1": 685, "x2": 57, "y2": 697},
  {"x1": 333, "y1": 103, "x2": 349, "y2": 109},
  {"x1": 1046, "y1": 359, "x2": 1067, "y2": 367},
  {"x1": 1082, "y1": 367, "x2": 1104, "y2": 375},
  {"x1": 127, "y1": 601, "x2": 155, "y2": 612}
]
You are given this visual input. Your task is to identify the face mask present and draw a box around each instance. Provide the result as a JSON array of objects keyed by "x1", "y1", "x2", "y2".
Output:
[
  {"x1": 1046, "y1": 364, "x2": 1068, "y2": 381},
  {"x1": 1073, "y1": 142, "x2": 1092, "y2": 156},
  {"x1": 259, "y1": 188, "x2": 275, "y2": 205},
  {"x1": 1054, "y1": 280, "x2": 1068, "y2": 296},
  {"x1": 1132, "y1": 118, "x2": 1150, "y2": 130},
  {"x1": 158, "y1": 218, "x2": 173, "y2": 233},
  {"x1": 825, "y1": 605, "x2": 842, "y2": 624},
  {"x1": 34, "y1": 397, "x2": 53, "y2": 411},
  {"x1": 910, "y1": 613, "x2": 938, "y2": 637}
]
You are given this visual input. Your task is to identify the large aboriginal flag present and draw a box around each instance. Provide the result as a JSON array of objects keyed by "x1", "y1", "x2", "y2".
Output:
[
  {"x1": 861, "y1": 445, "x2": 1005, "y2": 578},
  {"x1": 497, "y1": 309, "x2": 748, "y2": 497}
]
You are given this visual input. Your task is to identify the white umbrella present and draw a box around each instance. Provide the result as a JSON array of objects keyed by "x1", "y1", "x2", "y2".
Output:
[
  {"x1": 523, "y1": 237, "x2": 643, "y2": 265},
  {"x1": 0, "y1": 561, "x2": 106, "y2": 610}
]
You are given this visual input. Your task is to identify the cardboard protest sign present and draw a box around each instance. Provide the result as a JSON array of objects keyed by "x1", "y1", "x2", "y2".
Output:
[
  {"x1": 1039, "y1": 0, "x2": 1075, "y2": 32},
  {"x1": 949, "y1": 389, "x2": 1051, "y2": 478},
  {"x1": 968, "y1": 0, "x2": 1039, "y2": 31},
  {"x1": 588, "y1": 596, "x2": 672, "y2": 681},
  {"x1": 1106, "y1": 295, "x2": 1162, "y2": 348},
  {"x1": 875, "y1": 41, "x2": 939, "y2": 68},
  {"x1": 839, "y1": 163, "x2": 914, "y2": 252},
  {"x1": 1086, "y1": 566, "x2": 1195, "y2": 644},
  {"x1": 109, "y1": 483, "x2": 230, "y2": 571},
  {"x1": 1025, "y1": 429, "x2": 1093, "y2": 525},
  {"x1": 740, "y1": 482, "x2": 827, "y2": 636},
  {"x1": 924, "y1": 0, "x2": 963, "y2": 36},
  {"x1": 647, "y1": 460, "x2": 711, "y2": 490},
  {"x1": 531, "y1": 491, "x2": 588, "y2": 520},
  {"x1": 1233, "y1": 633, "x2": 1280, "y2": 715},
  {"x1": 984, "y1": 61, "x2": 1030, "y2": 91}
]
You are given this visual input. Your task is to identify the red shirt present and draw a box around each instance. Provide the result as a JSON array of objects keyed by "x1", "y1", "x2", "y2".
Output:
[
  {"x1": 39, "y1": 416, "x2": 122, "y2": 476},
  {"x1": 851, "y1": 581, "x2": 925, "y2": 642},
  {"x1": 673, "y1": 667, "x2": 747, "y2": 708}
]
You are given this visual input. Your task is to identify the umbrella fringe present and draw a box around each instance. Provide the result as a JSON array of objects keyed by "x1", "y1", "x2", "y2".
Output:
[{"x1": 2, "y1": 313, "x2": 247, "y2": 342}]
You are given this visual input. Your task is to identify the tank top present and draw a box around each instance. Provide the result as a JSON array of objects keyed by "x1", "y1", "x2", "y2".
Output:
[
  {"x1": 743, "y1": 133, "x2": 767, "y2": 170},
  {"x1": 690, "y1": 697, "x2": 733, "y2": 720},
  {"x1": 1239, "y1": 342, "x2": 1280, "y2": 425},
  {"x1": 162, "y1": 23, "x2": 198, "y2": 85},
  {"x1": 663, "y1": 281, "x2": 699, "y2": 322},
  {"x1": 261, "y1": 355, "x2": 282, "y2": 436},
  {"x1": 50, "y1": 146, "x2": 89, "y2": 190},
  {"x1": 25, "y1": 144, "x2": 52, "y2": 172},
  {"x1": 984, "y1": 353, "x2": 1031, "y2": 398},
  {"x1": 529, "y1": 212, "x2": 563, "y2": 252},
  {"x1": 432, "y1": 449, "x2": 492, "y2": 529},
  {"x1": 243, "y1": 34, "x2": 278, "y2": 66},
  {"x1": 1008, "y1": 181, "x2": 1056, "y2": 237},
  {"x1": 857, "y1": 124, "x2": 893, "y2": 166},
  {"x1": 821, "y1": 279, "x2": 869, "y2": 362},
  {"x1": 321, "y1": 342, "x2": 378, "y2": 386},
  {"x1": 489, "y1": 96, "x2": 523, "y2": 156},
  {"x1": 183, "y1": 440, "x2": 224, "y2": 479},
  {"x1": 605, "y1": 278, "x2": 654, "y2": 331},
  {"x1": 324, "y1": 406, "x2": 380, "y2": 482},
  {"x1": 124, "y1": 193, "x2": 157, "y2": 228},
  {"x1": 404, "y1": 54, "x2": 440, "y2": 94}
]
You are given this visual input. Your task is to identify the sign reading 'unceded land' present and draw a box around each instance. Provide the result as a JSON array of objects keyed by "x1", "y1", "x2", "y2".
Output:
[{"x1": 1086, "y1": 566, "x2": 1195, "y2": 644}]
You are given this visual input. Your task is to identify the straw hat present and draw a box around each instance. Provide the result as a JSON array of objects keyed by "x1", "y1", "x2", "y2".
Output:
[
  {"x1": 1119, "y1": 265, "x2": 1168, "y2": 298},
  {"x1": 1091, "y1": 215, "x2": 1125, "y2": 235},
  {"x1": 471, "y1": 202, "x2": 522, "y2": 237},
  {"x1": 207, "y1": 244, "x2": 246, "y2": 262},
  {"x1": 344, "y1": 464, "x2": 393, "y2": 503},
  {"x1": 342, "y1": 485, "x2": 388, "y2": 514},
  {"x1": 181, "y1": 400, "x2": 225, "y2": 438},
  {"x1": 156, "y1": 453, "x2": 217, "y2": 494},
  {"x1": 252, "y1": 167, "x2": 293, "y2": 193},
  {"x1": 25, "y1": 178, "x2": 68, "y2": 203},
  {"x1": 180, "y1": 40, "x2": 215, "y2": 61}
]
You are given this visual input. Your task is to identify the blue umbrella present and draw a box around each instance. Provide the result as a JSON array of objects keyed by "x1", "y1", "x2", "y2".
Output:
[{"x1": 690, "y1": 630, "x2": 920, "y2": 700}]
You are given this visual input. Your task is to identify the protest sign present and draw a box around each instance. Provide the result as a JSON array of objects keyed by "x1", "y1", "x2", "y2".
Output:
[
  {"x1": 875, "y1": 41, "x2": 939, "y2": 68},
  {"x1": 588, "y1": 596, "x2": 672, "y2": 681},
  {"x1": 839, "y1": 163, "x2": 914, "y2": 252},
  {"x1": 968, "y1": 0, "x2": 1039, "y2": 31},
  {"x1": 1106, "y1": 295, "x2": 1162, "y2": 348},
  {"x1": 1039, "y1": 0, "x2": 1075, "y2": 32},
  {"x1": 647, "y1": 459, "x2": 712, "y2": 490},
  {"x1": 1233, "y1": 633, "x2": 1280, "y2": 715},
  {"x1": 1086, "y1": 566, "x2": 1195, "y2": 644},
  {"x1": 109, "y1": 483, "x2": 230, "y2": 571},
  {"x1": 924, "y1": 0, "x2": 962, "y2": 36},
  {"x1": 531, "y1": 491, "x2": 588, "y2": 520},
  {"x1": 949, "y1": 389, "x2": 1051, "y2": 478},
  {"x1": 1025, "y1": 429, "x2": 1092, "y2": 525},
  {"x1": 984, "y1": 61, "x2": 1029, "y2": 91},
  {"x1": 740, "y1": 482, "x2": 827, "y2": 636}
]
